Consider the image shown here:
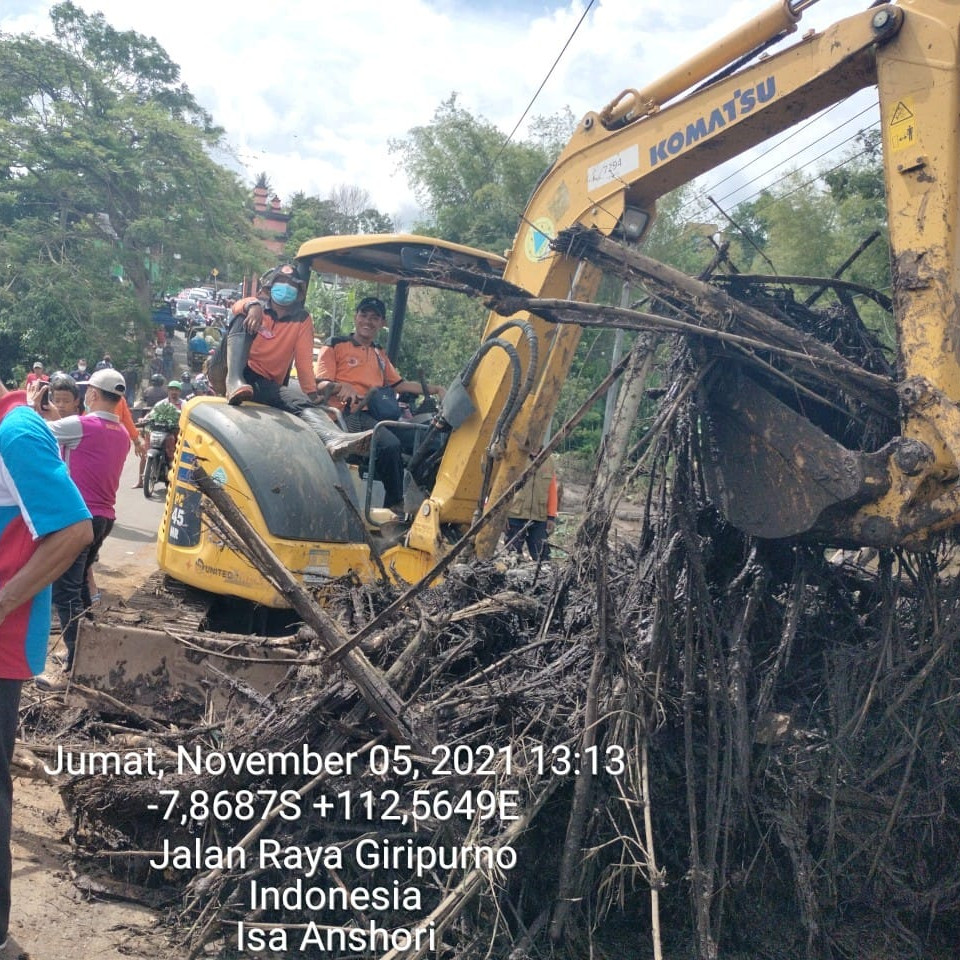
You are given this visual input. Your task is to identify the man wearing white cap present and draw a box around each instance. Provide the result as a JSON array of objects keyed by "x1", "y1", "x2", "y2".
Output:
[
  {"x1": 24, "y1": 362, "x2": 48, "y2": 387},
  {"x1": 29, "y1": 368, "x2": 130, "y2": 678}
]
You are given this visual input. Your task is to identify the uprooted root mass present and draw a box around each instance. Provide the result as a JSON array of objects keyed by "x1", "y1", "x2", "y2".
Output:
[
  {"x1": 59, "y1": 500, "x2": 960, "y2": 960},
  {"x1": 59, "y1": 264, "x2": 960, "y2": 960}
]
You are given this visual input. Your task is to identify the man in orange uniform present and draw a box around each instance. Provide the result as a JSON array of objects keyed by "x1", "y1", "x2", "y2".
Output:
[
  {"x1": 218, "y1": 265, "x2": 369, "y2": 457},
  {"x1": 223, "y1": 264, "x2": 317, "y2": 407},
  {"x1": 314, "y1": 297, "x2": 444, "y2": 513}
]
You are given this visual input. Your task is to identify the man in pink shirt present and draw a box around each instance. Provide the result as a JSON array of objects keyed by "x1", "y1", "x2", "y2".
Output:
[{"x1": 33, "y1": 368, "x2": 130, "y2": 676}]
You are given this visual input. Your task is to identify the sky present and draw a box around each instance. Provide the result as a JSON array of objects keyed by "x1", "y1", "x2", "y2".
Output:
[{"x1": 1, "y1": 0, "x2": 875, "y2": 229}]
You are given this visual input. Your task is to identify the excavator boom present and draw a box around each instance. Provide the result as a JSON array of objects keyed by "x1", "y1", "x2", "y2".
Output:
[
  {"x1": 407, "y1": 0, "x2": 960, "y2": 553},
  {"x1": 149, "y1": 0, "x2": 960, "y2": 632}
]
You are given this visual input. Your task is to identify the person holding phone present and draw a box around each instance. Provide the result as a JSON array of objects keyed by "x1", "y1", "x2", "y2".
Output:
[{"x1": 27, "y1": 370, "x2": 129, "y2": 678}]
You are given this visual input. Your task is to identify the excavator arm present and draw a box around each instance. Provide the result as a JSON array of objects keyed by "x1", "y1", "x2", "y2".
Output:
[
  {"x1": 399, "y1": 0, "x2": 960, "y2": 563},
  {"x1": 93, "y1": 0, "x2": 960, "y2": 710}
]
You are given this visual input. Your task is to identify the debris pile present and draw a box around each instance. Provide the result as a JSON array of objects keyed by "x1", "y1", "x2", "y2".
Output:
[{"x1": 54, "y1": 245, "x2": 960, "y2": 960}]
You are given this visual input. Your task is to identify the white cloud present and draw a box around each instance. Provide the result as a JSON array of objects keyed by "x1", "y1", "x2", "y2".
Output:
[{"x1": 1, "y1": 0, "x2": 874, "y2": 225}]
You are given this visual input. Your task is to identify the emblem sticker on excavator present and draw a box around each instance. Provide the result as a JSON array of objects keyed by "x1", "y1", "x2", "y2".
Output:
[{"x1": 524, "y1": 217, "x2": 555, "y2": 262}]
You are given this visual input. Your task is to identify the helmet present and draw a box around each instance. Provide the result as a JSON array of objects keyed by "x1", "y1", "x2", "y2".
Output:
[
  {"x1": 258, "y1": 263, "x2": 306, "y2": 291},
  {"x1": 181, "y1": 369, "x2": 191, "y2": 380},
  {"x1": 150, "y1": 373, "x2": 164, "y2": 385}
]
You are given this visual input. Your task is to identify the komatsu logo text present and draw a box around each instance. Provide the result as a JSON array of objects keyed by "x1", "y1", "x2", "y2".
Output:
[{"x1": 649, "y1": 78, "x2": 776, "y2": 166}]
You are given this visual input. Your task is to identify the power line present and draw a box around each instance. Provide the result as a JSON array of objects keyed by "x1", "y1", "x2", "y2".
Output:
[
  {"x1": 676, "y1": 98, "x2": 875, "y2": 218},
  {"x1": 768, "y1": 137, "x2": 879, "y2": 205},
  {"x1": 706, "y1": 106, "x2": 878, "y2": 211},
  {"x1": 493, "y1": 0, "x2": 596, "y2": 167},
  {"x1": 709, "y1": 119, "x2": 879, "y2": 215}
]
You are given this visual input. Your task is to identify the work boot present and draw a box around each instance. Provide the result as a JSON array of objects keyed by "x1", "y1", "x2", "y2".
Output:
[
  {"x1": 299, "y1": 407, "x2": 374, "y2": 460},
  {"x1": 225, "y1": 328, "x2": 254, "y2": 405},
  {"x1": 205, "y1": 343, "x2": 226, "y2": 395}
]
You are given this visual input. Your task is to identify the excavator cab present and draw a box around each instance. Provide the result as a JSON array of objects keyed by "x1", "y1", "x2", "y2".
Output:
[
  {"x1": 72, "y1": 236, "x2": 506, "y2": 713},
  {"x1": 153, "y1": 234, "x2": 506, "y2": 611}
]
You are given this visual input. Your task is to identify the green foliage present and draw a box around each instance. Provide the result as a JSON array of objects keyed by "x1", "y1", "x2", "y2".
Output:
[
  {"x1": 0, "y1": 216, "x2": 141, "y2": 376},
  {"x1": 0, "y1": 1, "x2": 265, "y2": 380},
  {"x1": 306, "y1": 280, "x2": 376, "y2": 342},
  {"x1": 389, "y1": 94, "x2": 557, "y2": 254},
  {"x1": 526, "y1": 107, "x2": 577, "y2": 157},
  {"x1": 822, "y1": 129, "x2": 884, "y2": 203},
  {"x1": 284, "y1": 189, "x2": 394, "y2": 258},
  {"x1": 396, "y1": 289, "x2": 489, "y2": 386}
]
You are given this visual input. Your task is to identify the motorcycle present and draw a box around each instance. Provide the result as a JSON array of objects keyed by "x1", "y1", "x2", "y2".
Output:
[{"x1": 141, "y1": 422, "x2": 178, "y2": 499}]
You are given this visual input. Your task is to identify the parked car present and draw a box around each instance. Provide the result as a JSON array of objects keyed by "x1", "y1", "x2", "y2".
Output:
[{"x1": 173, "y1": 298, "x2": 196, "y2": 318}]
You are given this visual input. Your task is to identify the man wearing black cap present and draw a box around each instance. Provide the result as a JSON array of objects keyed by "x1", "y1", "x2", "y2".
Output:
[
  {"x1": 29, "y1": 369, "x2": 130, "y2": 680},
  {"x1": 314, "y1": 297, "x2": 445, "y2": 513}
]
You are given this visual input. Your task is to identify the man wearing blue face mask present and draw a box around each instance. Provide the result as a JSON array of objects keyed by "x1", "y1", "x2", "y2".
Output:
[
  {"x1": 221, "y1": 264, "x2": 316, "y2": 405},
  {"x1": 212, "y1": 264, "x2": 371, "y2": 457}
]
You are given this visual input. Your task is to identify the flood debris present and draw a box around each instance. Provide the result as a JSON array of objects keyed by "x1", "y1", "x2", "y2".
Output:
[{"x1": 49, "y1": 241, "x2": 960, "y2": 960}]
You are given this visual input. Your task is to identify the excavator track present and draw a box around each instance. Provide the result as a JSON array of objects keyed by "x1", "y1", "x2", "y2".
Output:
[{"x1": 69, "y1": 573, "x2": 297, "y2": 721}]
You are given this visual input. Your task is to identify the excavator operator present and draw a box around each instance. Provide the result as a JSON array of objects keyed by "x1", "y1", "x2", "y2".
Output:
[
  {"x1": 314, "y1": 297, "x2": 445, "y2": 514},
  {"x1": 211, "y1": 265, "x2": 371, "y2": 459}
]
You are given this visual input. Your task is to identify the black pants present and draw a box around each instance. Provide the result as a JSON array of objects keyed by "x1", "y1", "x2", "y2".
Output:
[
  {"x1": 0, "y1": 678, "x2": 23, "y2": 941},
  {"x1": 52, "y1": 515, "x2": 113, "y2": 670},
  {"x1": 345, "y1": 411, "x2": 405, "y2": 508},
  {"x1": 243, "y1": 369, "x2": 314, "y2": 416},
  {"x1": 506, "y1": 518, "x2": 551, "y2": 561}
]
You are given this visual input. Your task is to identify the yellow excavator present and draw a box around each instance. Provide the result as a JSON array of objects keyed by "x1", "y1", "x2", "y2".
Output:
[{"x1": 73, "y1": 0, "x2": 960, "y2": 703}]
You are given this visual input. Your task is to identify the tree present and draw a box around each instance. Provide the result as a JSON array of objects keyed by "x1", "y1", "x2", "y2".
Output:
[
  {"x1": 526, "y1": 107, "x2": 577, "y2": 157},
  {"x1": 396, "y1": 288, "x2": 489, "y2": 386},
  {"x1": 0, "y1": 2, "x2": 266, "y2": 378},
  {"x1": 389, "y1": 94, "x2": 556, "y2": 254},
  {"x1": 284, "y1": 187, "x2": 393, "y2": 258}
]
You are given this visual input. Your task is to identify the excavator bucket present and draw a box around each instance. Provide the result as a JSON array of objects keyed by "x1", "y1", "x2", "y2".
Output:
[{"x1": 699, "y1": 371, "x2": 891, "y2": 540}]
